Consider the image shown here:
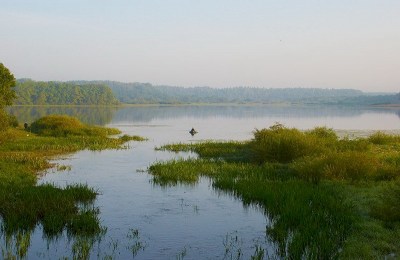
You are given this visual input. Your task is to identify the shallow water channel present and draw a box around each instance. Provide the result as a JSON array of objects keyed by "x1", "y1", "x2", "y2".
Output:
[{"x1": 4, "y1": 105, "x2": 400, "y2": 259}]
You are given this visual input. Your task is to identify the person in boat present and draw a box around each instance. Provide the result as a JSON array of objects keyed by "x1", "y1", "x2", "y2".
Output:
[{"x1": 189, "y1": 128, "x2": 197, "y2": 136}]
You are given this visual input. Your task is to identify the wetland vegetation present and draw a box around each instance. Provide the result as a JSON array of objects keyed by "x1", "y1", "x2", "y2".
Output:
[
  {"x1": 0, "y1": 115, "x2": 145, "y2": 259},
  {"x1": 151, "y1": 124, "x2": 400, "y2": 259}
]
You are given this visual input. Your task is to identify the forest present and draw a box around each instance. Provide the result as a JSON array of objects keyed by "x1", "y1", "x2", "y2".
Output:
[
  {"x1": 72, "y1": 80, "x2": 400, "y2": 105},
  {"x1": 14, "y1": 79, "x2": 400, "y2": 106},
  {"x1": 14, "y1": 80, "x2": 119, "y2": 105}
]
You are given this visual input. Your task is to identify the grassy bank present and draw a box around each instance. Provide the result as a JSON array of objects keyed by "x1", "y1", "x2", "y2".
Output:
[
  {"x1": 150, "y1": 125, "x2": 400, "y2": 259},
  {"x1": 0, "y1": 115, "x2": 145, "y2": 258}
]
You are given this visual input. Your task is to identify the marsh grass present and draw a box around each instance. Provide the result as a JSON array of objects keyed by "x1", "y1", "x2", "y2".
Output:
[
  {"x1": 368, "y1": 131, "x2": 400, "y2": 145},
  {"x1": 0, "y1": 115, "x2": 145, "y2": 250},
  {"x1": 30, "y1": 115, "x2": 120, "y2": 137},
  {"x1": 157, "y1": 140, "x2": 251, "y2": 162},
  {"x1": 149, "y1": 125, "x2": 400, "y2": 258}
]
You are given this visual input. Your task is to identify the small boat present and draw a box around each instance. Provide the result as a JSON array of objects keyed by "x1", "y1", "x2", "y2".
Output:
[{"x1": 189, "y1": 128, "x2": 198, "y2": 136}]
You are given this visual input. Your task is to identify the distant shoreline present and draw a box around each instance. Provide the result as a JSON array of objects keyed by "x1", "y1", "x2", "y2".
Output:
[{"x1": 10, "y1": 102, "x2": 399, "y2": 108}]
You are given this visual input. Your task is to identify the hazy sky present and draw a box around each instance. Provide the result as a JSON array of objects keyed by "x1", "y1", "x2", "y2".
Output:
[{"x1": 1, "y1": 1, "x2": 399, "y2": 92}]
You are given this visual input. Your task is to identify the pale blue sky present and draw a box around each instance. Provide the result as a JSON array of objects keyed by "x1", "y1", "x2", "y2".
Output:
[{"x1": 1, "y1": 0, "x2": 399, "y2": 91}]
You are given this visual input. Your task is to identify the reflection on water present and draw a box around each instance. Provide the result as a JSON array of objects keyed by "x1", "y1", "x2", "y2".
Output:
[
  {"x1": 113, "y1": 105, "x2": 399, "y2": 122},
  {"x1": 7, "y1": 106, "x2": 118, "y2": 125},
  {"x1": 9, "y1": 105, "x2": 400, "y2": 131},
  {"x1": 3, "y1": 105, "x2": 400, "y2": 259}
]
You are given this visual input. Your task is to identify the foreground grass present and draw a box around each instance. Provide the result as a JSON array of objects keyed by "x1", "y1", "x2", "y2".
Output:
[
  {"x1": 0, "y1": 115, "x2": 145, "y2": 258},
  {"x1": 149, "y1": 125, "x2": 400, "y2": 259}
]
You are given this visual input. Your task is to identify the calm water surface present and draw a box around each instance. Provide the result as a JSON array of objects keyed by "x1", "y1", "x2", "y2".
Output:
[{"x1": 4, "y1": 105, "x2": 400, "y2": 259}]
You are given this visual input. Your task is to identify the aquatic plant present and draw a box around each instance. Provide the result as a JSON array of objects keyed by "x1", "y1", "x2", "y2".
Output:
[
  {"x1": 157, "y1": 140, "x2": 250, "y2": 162},
  {"x1": 250, "y1": 124, "x2": 325, "y2": 164},
  {"x1": 126, "y1": 228, "x2": 147, "y2": 258}
]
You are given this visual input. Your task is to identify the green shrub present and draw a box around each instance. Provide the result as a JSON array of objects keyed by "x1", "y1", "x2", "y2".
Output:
[
  {"x1": 7, "y1": 114, "x2": 19, "y2": 127},
  {"x1": 369, "y1": 131, "x2": 400, "y2": 145},
  {"x1": 30, "y1": 115, "x2": 120, "y2": 137},
  {"x1": 306, "y1": 126, "x2": 338, "y2": 141},
  {"x1": 250, "y1": 124, "x2": 321, "y2": 163},
  {"x1": 0, "y1": 110, "x2": 9, "y2": 131},
  {"x1": 292, "y1": 156, "x2": 326, "y2": 184},
  {"x1": 30, "y1": 115, "x2": 84, "y2": 136},
  {"x1": 337, "y1": 138, "x2": 371, "y2": 152},
  {"x1": 293, "y1": 151, "x2": 378, "y2": 182}
]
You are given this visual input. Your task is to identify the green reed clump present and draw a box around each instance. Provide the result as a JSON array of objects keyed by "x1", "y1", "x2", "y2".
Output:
[
  {"x1": 250, "y1": 124, "x2": 330, "y2": 164},
  {"x1": 336, "y1": 138, "x2": 371, "y2": 152},
  {"x1": 149, "y1": 159, "x2": 214, "y2": 186},
  {"x1": 158, "y1": 140, "x2": 251, "y2": 162},
  {"x1": 306, "y1": 126, "x2": 338, "y2": 140},
  {"x1": 120, "y1": 134, "x2": 147, "y2": 142},
  {"x1": 30, "y1": 115, "x2": 120, "y2": 137},
  {"x1": 67, "y1": 208, "x2": 102, "y2": 237},
  {"x1": 149, "y1": 159, "x2": 295, "y2": 187},
  {"x1": 293, "y1": 151, "x2": 379, "y2": 183},
  {"x1": 369, "y1": 131, "x2": 400, "y2": 145},
  {"x1": 0, "y1": 183, "x2": 98, "y2": 236}
]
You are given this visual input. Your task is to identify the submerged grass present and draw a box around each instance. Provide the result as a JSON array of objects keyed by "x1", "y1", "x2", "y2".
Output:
[
  {"x1": 150, "y1": 124, "x2": 400, "y2": 259},
  {"x1": 0, "y1": 115, "x2": 145, "y2": 243}
]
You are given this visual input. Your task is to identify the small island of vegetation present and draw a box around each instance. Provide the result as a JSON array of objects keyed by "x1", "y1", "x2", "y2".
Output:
[{"x1": 150, "y1": 124, "x2": 400, "y2": 259}]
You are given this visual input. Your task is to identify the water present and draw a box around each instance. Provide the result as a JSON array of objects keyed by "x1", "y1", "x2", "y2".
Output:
[{"x1": 4, "y1": 105, "x2": 400, "y2": 259}]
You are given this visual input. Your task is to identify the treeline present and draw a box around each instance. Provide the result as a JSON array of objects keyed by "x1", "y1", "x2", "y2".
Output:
[
  {"x1": 72, "y1": 80, "x2": 372, "y2": 104},
  {"x1": 337, "y1": 94, "x2": 400, "y2": 106},
  {"x1": 15, "y1": 80, "x2": 119, "y2": 105},
  {"x1": 15, "y1": 79, "x2": 399, "y2": 106}
]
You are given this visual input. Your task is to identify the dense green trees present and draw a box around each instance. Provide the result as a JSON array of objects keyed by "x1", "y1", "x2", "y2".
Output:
[
  {"x1": 15, "y1": 80, "x2": 119, "y2": 105},
  {"x1": 13, "y1": 79, "x2": 400, "y2": 106},
  {"x1": 73, "y1": 80, "x2": 399, "y2": 105},
  {"x1": 0, "y1": 63, "x2": 16, "y2": 108},
  {"x1": 0, "y1": 63, "x2": 17, "y2": 130},
  {"x1": 102, "y1": 81, "x2": 365, "y2": 104}
]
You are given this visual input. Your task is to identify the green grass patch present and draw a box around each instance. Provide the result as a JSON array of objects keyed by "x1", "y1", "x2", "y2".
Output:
[
  {"x1": 157, "y1": 140, "x2": 251, "y2": 162},
  {"x1": 149, "y1": 124, "x2": 400, "y2": 258}
]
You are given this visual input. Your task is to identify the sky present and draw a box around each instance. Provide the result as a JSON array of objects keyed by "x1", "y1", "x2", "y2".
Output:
[{"x1": 0, "y1": 0, "x2": 399, "y2": 92}]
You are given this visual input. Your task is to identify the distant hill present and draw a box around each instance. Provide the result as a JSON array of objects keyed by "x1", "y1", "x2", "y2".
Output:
[{"x1": 15, "y1": 80, "x2": 119, "y2": 105}]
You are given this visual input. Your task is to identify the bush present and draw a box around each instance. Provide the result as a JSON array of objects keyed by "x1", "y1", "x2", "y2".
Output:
[
  {"x1": 0, "y1": 110, "x2": 9, "y2": 131},
  {"x1": 293, "y1": 151, "x2": 378, "y2": 182},
  {"x1": 306, "y1": 126, "x2": 338, "y2": 141},
  {"x1": 250, "y1": 124, "x2": 322, "y2": 163},
  {"x1": 30, "y1": 115, "x2": 120, "y2": 137},
  {"x1": 7, "y1": 114, "x2": 18, "y2": 127},
  {"x1": 0, "y1": 110, "x2": 18, "y2": 130},
  {"x1": 369, "y1": 131, "x2": 400, "y2": 145}
]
